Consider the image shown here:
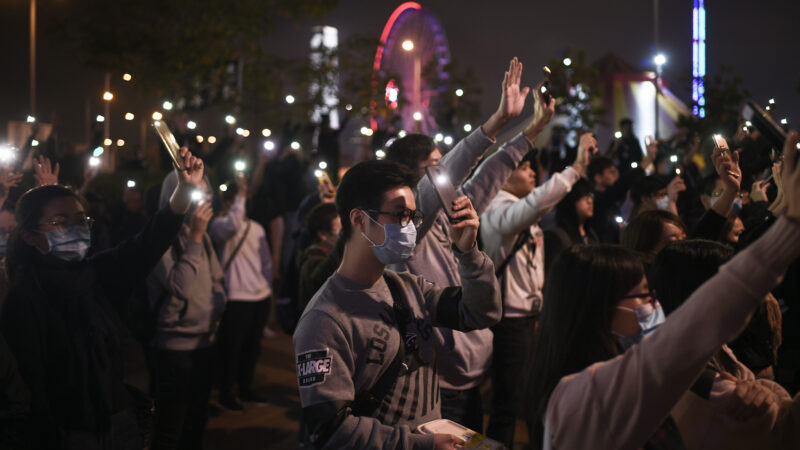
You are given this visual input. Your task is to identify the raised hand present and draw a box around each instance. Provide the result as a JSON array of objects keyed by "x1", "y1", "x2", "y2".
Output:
[
  {"x1": 572, "y1": 133, "x2": 597, "y2": 176},
  {"x1": 496, "y1": 57, "x2": 530, "y2": 121},
  {"x1": 188, "y1": 202, "x2": 213, "y2": 242},
  {"x1": 235, "y1": 172, "x2": 248, "y2": 198},
  {"x1": 750, "y1": 180, "x2": 769, "y2": 203},
  {"x1": 34, "y1": 156, "x2": 60, "y2": 186},
  {"x1": 712, "y1": 145, "x2": 741, "y2": 191},
  {"x1": 448, "y1": 195, "x2": 480, "y2": 253},
  {"x1": 0, "y1": 170, "x2": 22, "y2": 206},
  {"x1": 525, "y1": 80, "x2": 556, "y2": 140},
  {"x1": 176, "y1": 146, "x2": 204, "y2": 188},
  {"x1": 169, "y1": 147, "x2": 206, "y2": 214},
  {"x1": 667, "y1": 176, "x2": 686, "y2": 203}
]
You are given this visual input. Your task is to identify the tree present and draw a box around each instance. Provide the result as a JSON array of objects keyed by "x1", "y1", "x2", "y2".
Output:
[
  {"x1": 545, "y1": 49, "x2": 606, "y2": 147},
  {"x1": 52, "y1": 0, "x2": 338, "y2": 125}
]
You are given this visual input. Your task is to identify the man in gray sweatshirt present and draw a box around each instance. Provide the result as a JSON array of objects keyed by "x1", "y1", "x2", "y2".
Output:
[
  {"x1": 293, "y1": 160, "x2": 500, "y2": 450},
  {"x1": 389, "y1": 57, "x2": 556, "y2": 431}
]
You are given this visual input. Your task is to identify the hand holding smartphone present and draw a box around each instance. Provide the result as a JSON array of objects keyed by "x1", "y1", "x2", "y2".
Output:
[
  {"x1": 314, "y1": 169, "x2": 336, "y2": 199},
  {"x1": 540, "y1": 66, "x2": 552, "y2": 105},
  {"x1": 713, "y1": 134, "x2": 740, "y2": 180},
  {"x1": 153, "y1": 121, "x2": 185, "y2": 170},
  {"x1": 425, "y1": 165, "x2": 461, "y2": 222}
]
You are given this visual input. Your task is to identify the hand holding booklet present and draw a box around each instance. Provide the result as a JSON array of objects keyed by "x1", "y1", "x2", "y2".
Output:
[{"x1": 417, "y1": 419, "x2": 506, "y2": 449}]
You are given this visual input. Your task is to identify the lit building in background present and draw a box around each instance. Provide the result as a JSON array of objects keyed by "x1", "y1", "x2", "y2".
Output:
[
  {"x1": 692, "y1": 0, "x2": 706, "y2": 118},
  {"x1": 309, "y1": 26, "x2": 340, "y2": 129}
]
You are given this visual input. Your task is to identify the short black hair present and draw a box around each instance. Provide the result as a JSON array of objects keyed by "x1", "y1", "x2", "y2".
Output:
[
  {"x1": 587, "y1": 156, "x2": 615, "y2": 181},
  {"x1": 629, "y1": 175, "x2": 667, "y2": 206},
  {"x1": 335, "y1": 160, "x2": 417, "y2": 241},
  {"x1": 306, "y1": 202, "x2": 339, "y2": 242},
  {"x1": 619, "y1": 118, "x2": 633, "y2": 127},
  {"x1": 385, "y1": 133, "x2": 436, "y2": 171}
]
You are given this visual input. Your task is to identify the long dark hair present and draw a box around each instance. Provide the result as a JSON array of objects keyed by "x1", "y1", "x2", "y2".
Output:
[
  {"x1": 527, "y1": 244, "x2": 644, "y2": 448},
  {"x1": 7, "y1": 185, "x2": 82, "y2": 282},
  {"x1": 554, "y1": 178, "x2": 594, "y2": 242},
  {"x1": 648, "y1": 239, "x2": 733, "y2": 315}
]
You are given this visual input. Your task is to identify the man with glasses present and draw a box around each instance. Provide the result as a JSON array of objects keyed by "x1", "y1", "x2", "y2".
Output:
[{"x1": 293, "y1": 160, "x2": 500, "y2": 449}]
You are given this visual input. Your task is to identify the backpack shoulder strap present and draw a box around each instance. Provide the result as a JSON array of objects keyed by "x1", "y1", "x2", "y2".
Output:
[
  {"x1": 223, "y1": 220, "x2": 252, "y2": 272},
  {"x1": 495, "y1": 228, "x2": 533, "y2": 277},
  {"x1": 351, "y1": 272, "x2": 407, "y2": 417}
]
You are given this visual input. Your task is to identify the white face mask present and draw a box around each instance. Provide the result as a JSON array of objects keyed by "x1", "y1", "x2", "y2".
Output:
[
  {"x1": 361, "y1": 211, "x2": 416, "y2": 265},
  {"x1": 655, "y1": 196, "x2": 670, "y2": 211},
  {"x1": 43, "y1": 224, "x2": 91, "y2": 262}
]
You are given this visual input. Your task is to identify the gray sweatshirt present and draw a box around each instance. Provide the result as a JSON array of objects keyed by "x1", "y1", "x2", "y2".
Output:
[
  {"x1": 147, "y1": 172, "x2": 227, "y2": 350},
  {"x1": 293, "y1": 245, "x2": 500, "y2": 449},
  {"x1": 393, "y1": 131, "x2": 534, "y2": 389}
]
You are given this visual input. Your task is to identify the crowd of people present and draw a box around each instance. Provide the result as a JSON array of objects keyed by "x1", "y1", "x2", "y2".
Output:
[{"x1": 1, "y1": 54, "x2": 799, "y2": 450}]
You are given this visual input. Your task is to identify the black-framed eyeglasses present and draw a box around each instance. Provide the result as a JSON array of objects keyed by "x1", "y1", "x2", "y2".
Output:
[
  {"x1": 366, "y1": 208, "x2": 424, "y2": 228},
  {"x1": 38, "y1": 216, "x2": 95, "y2": 233},
  {"x1": 619, "y1": 290, "x2": 657, "y2": 306}
]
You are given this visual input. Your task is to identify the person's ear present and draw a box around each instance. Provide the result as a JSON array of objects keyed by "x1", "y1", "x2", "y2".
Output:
[{"x1": 350, "y1": 209, "x2": 366, "y2": 234}]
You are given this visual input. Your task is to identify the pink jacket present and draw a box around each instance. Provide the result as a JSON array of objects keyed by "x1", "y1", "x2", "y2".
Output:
[{"x1": 545, "y1": 217, "x2": 800, "y2": 450}]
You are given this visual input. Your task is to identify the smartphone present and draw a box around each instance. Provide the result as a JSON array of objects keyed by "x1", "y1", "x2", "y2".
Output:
[
  {"x1": 540, "y1": 66, "x2": 552, "y2": 105},
  {"x1": 425, "y1": 165, "x2": 460, "y2": 222},
  {"x1": 153, "y1": 120, "x2": 185, "y2": 170},
  {"x1": 644, "y1": 135, "x2": 653, "y2": 147},
  {"x1": 712, "y1": 134, "x2": 730, "y2": 153},
  {"x1": 314, "y1": 169, "x2": 336, "y2": 198},
  {"x1": 742, "y1": 99, "x2": 787, "y2": 153}
]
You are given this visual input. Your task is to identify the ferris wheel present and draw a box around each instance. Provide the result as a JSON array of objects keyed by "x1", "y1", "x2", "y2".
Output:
[{"x1": 373, "y1": 2, "x2": 451, "y2": 135}]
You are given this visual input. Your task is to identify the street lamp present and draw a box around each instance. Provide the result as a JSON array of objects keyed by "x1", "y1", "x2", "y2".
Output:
[
  {"x1": 403, "y1": 39, "x2": 421, "y2": 132},
  {"x1": 653, "y1": 53, "x2": 667, "y2": 140}
]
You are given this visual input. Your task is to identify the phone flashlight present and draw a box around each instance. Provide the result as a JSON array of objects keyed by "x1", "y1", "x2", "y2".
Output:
[
  {"x1": 615, "y1": 216, "x2": 624, "y2": 224},
  {"x1": 631, "y1": 162, "x2": 638, "y2": 169},
  {"x1": 615, "y1": 131, "x2": 623, "y2": 139},
  {"x1": 318, "y1": 161, "x2": 328, "y2": 170},
  {"x1": 191, "y1": 190, "x2": 205, "y2": 204},
  {"x1": 670, "y1": 155, "x2": 679, "y2": 163},
  {"x1": 314, "y1": 169, "x2": 323, "y2": 178},
  {"x1": 435, "y1": 173, "x2": 449, "y2": 186},
  {"x1": 219, "y1": 184, "x2": 228, "y2": 192},
  {"x1": 675, "y1": 168, "x2": 682, "y2": 175},
  {"x1": 126, "y1": 180, "x2": 136, "y2": 188},
  {"x1": 234, "y1": 160, "x2": 247, "y2": 172},
  {"x1": 89, "y1": 157, "x2": 101, "y2": 167}
]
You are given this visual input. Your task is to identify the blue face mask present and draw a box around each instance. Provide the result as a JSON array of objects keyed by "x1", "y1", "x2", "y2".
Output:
[
  {"x1": 616, "y1": 300, "x2": 666, "y2": 350},
  {"x1": 44, "y1": 225, "x2": 91, "y2": 262},
  {"x1": 361, "y1": 211, "x2": 417, "y2": 265}
]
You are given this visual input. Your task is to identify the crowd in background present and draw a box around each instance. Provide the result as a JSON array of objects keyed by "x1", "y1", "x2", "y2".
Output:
[{"x1": 0, "y1": 55, "x2": 799, "y2": 450}]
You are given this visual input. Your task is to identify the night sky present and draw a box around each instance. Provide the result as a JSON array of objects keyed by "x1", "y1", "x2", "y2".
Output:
[{"x1": 1, "y1": 0, "x2": 798, "y2": 144}]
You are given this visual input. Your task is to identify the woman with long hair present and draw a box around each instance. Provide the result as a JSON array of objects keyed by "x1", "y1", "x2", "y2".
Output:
[
  {"x1": 0, "y1": 148, "x2": 203, "y2": 449},
  {"x1": 526, "y1": 132, "x2": 800, "y2": 450},
  {"x1": 544, "y1": 178, "x2": 598, "y2": 272}
]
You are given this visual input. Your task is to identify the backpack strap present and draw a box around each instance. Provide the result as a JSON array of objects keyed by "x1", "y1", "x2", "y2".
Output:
[
  {"x1": 223, "y1": 220, "x2": 251, "y2": 273},
  {"x1": 495, "y1": 228, "x2": 533, "y2": 277},
  {"x1": 308, "y1": 273, "x2": 408, "y2": 448},
  {"x1": 351, "y1": 272, "x2": 408, "y2": 416}
]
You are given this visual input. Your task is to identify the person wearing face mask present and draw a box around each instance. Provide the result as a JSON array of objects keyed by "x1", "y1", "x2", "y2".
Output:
[
  {"x1": 293, "y1": 160, "x2": 500, "y2": 450},
  {"x1": 0, "y1": 148, "x2": 204, "y2": 449},
  {"x1": 525, "y1": 131, "x2": 800, "y2": 450},
  {"x1": 629, "y1": 174, "x2": 685, "y2": 219},
  {"x1": 146, "y1": 171, "x2": 227, "y2": 450}
]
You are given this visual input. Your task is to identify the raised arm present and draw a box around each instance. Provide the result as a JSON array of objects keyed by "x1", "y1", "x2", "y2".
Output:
[
  {"x1": 547, "y1": 131, "x2": 800, "y2": 450},
  {"x1": 416, "y1": 57, "x2": 529, "y2": 239},
  {"x1": 462, "y1": 78, "x2": 557, "y2": 215},
  {"x1": 419, "y1": 197, "x2": 501, "y2": 331},
  {"x1": 209, "y1": 176, "x2": 248, "y2": 243}
]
